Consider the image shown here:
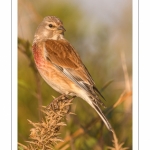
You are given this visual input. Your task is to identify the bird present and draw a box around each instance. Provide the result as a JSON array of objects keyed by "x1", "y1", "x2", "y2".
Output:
[{"x1": 32, "y1": 16, "x2": 112, "y2": 131}]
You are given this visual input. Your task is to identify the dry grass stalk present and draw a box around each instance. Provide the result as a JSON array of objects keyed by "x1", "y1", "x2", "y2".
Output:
[
  {"x1": 18, "y1": 95, "x2": 74, "y2": 150},
  {"x1": 107, "y1": 130, "x2": 129, "y2": 150}
]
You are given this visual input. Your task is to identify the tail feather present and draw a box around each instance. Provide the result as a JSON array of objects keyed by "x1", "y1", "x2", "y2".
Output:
[
  {"x1": 76, "y1": 84, "x2": 112, "y2": 131},
  {"x1": 93, "y1": 86, "x2": 105, "y2": 100},
  {"x1": 92, "y1": 99, "x2": 112, "y2": 131}
]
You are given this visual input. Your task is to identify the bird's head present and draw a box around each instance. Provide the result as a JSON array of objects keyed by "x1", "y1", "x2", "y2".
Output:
[{"x1": 34, "y1": 16, "x2": 66, "y2": 42}]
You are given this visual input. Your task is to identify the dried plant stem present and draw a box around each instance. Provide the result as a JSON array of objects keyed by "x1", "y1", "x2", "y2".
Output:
[
  {"x1": 120, "y1": 50, "x2": 130, "y2": 92},
  {"x1": 18, "y1": 95, "x2": 75, "y2": 150},
  {"x1": 120, "y1": 50, "x2": 132, "y2": 112},
  {"x1": 107, "y1": 130, "x2": 129, "y2": 150}
]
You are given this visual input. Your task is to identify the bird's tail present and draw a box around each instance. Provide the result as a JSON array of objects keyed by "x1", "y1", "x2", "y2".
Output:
[
  {"x1": 76, "y1": 85, "x2": 113, "y2": 131},
  {"x1": 91, "y1": 98, "x2": 113, "y2": 131},
  {"x1": 87, "y1": 96, "x2": 113, "y2": 131}
]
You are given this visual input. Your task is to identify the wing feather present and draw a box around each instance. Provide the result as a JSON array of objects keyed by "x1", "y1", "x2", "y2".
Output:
[
  {"x1": 44, "y1": 39, "x2": 104, "y2": 101},
  {"x1": 45, "y1": 39, "x2": 94, "y2": 85}
]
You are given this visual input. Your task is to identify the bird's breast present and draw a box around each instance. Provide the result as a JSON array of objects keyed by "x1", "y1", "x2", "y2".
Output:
[{"x1": 32, "y1": 43, "x2": 46, "y2": 68}]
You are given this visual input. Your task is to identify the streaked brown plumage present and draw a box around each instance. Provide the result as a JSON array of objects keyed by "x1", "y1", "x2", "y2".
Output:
[{"x1": 32, "y1": 16, "x2": 112, "y2": 131}]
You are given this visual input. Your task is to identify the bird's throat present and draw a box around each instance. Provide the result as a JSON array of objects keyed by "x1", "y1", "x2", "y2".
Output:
[{"x1": 51, "y1": 34, "x2": 64, "y2": 40}]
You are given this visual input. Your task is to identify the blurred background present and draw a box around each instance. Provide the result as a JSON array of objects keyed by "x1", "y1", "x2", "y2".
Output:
[{"x1": 18, "y1": 0, "x2": 132, "y2": 149}]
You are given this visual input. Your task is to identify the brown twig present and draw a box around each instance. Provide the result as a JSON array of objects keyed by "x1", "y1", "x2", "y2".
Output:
[
  {"x1": 120, "y1": 50, "x2": 131, "y2": 92},
  {"x1": 107, "y1": 130, "x2": 129, "y2": 150},
  {"x1": 120, "y1": 50, "x2": 132, "y2": 112}
]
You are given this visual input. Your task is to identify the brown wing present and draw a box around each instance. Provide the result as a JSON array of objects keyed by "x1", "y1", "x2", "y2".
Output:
[
  {"x1": 45, "y1": 39, "x2": 94, "y2": 85},
  {"x1": 44, "y1": 39, "x2": 105, "y2": 100}
]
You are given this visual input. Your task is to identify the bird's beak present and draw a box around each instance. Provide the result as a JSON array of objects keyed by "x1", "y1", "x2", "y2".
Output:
[{"x1": 57, "y1": 26, "x2": 66, "y2": 32}]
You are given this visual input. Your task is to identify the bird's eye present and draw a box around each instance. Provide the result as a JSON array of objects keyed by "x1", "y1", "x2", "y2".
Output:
[{"x1": 49, "y1": 24, "x2": 53, "y2": 28}]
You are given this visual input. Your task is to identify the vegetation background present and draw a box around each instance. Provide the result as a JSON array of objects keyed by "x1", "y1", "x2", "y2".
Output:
[{"x1": 18, "y1": 0, "x2": 132, "y2": 149}]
